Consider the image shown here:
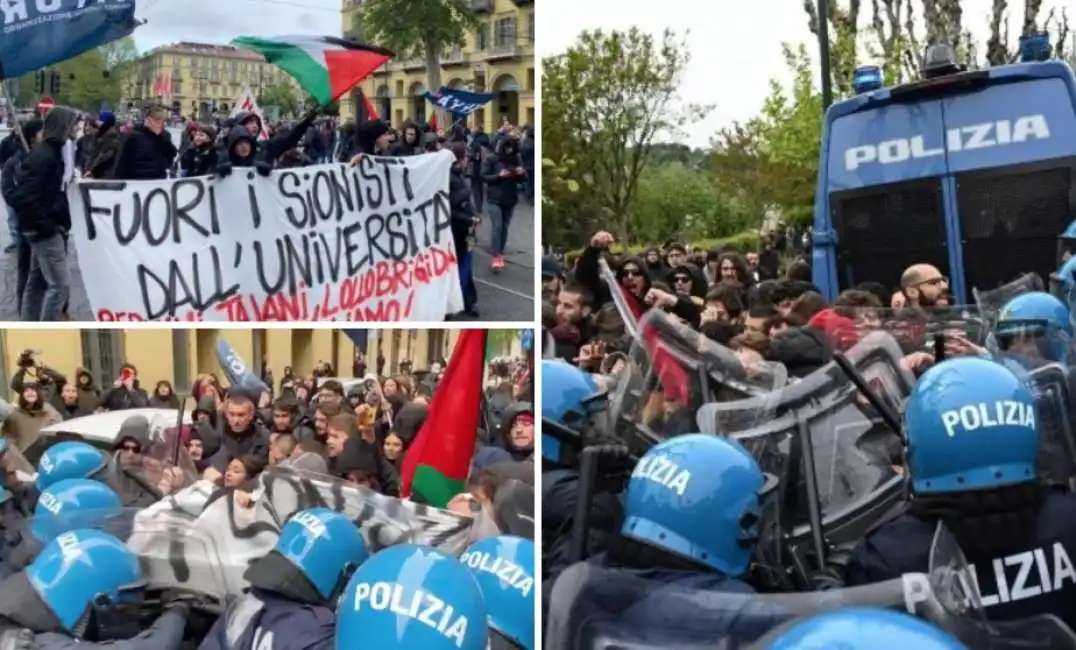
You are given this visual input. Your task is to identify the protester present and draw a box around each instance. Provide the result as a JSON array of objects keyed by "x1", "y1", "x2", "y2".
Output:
[{"x1": 482, "y1": 131, "x2": 525, "y2": 272}]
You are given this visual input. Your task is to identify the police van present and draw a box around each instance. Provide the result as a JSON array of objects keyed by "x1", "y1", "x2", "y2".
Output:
[{"x1": 812, "y1": 34, "x2": 1076, "y2": 303}]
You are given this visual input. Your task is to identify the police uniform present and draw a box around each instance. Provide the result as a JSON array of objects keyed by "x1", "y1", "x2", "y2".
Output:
[{"x1": 200, "y1": 589, "x2": 334, "y2": 650}]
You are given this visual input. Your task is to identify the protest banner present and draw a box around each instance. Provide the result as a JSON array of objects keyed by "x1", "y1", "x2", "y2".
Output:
[{"x1": 67, "y1": 150, "x2": 464, "y2": 321}]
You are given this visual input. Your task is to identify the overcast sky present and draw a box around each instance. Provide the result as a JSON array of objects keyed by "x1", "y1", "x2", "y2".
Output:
[
  {"x1": 539, "y1": 0, "x2": 1070, "y2": 146},
  {"x1": 132, "y1": 0, "x2": 341, "y2": 51}
]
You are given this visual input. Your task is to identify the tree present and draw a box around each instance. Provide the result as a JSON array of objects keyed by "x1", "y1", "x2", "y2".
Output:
[
  {"x1": 361, "y1": 0, "x2": 479, "y2": 124},
  {"x1": 632, "y1": 163, "x2": 751, "y2": 244},
  {"x1": 259, "y1": 82, "x2": 300, "y2": 117},
  {"x1": 543, "y1": 28, "x2": 710, "y2": 245},
  {"x1": 10, "y1": 38, "x2": 138, "y2": 111}
]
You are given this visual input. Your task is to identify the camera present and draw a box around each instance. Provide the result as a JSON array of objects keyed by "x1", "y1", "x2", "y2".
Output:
[{"x1": 16, "y1": 349, "x2": 35, "y2": 369}]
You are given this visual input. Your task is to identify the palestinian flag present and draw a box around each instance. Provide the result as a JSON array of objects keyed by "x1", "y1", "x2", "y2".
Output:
[
  {"x1": 401, "y1": 330, "x2": 487, "y2": 507},
  {"x1": 231, "y1": 35, "x2": 394, "y2": 107}
]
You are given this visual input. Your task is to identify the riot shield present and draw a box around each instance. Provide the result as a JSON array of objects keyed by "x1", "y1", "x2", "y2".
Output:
[
  {"x1": 974, "y1": 272, "x2": 1046, "y2": 326},
  {"x1": 108, "y1": 412, "x2": 198, "y2": 505},
  {"x1": 713, "y1": 332, "x2": 913, "y2": 581},
  {"x1": 1026, "y1": 364, "x2": 1076, "y2": 489},
  {"x1": 610, "y1": 309, "x2": 788, "y2": 454},
  {"x1": 25, "y1": 508, "x2": 232, "y2": 614},
  {"x1": 544, "y1": 560, "x2": 967, "y2": 650}
]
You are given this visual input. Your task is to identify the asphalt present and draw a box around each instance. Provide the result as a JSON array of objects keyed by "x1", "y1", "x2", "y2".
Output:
[{"x1": 0, "y1": 201, "x2": 536, "y2": 323}]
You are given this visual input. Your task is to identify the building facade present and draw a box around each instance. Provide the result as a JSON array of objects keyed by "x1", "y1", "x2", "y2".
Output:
[
  {"x1": 120, "y1": 42, "x2": 301, "y2": 118},
  {"x1": 339, "y1": 0, "x2": 535, "y2": 132},
  {"x1": 0, "y1": 330, "x2": 524, "y2": 399}
]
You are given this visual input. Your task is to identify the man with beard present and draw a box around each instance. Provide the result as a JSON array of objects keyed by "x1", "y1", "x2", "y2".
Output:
[{"x1": 900, "y1": 264, "x2": 950, "y2": 309}]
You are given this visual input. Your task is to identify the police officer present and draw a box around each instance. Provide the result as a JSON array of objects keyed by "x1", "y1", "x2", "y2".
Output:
[
  {"x1": 750, "y1": 608, "x2": 967, "y2": 649},
  {"x1": 845, "y1": 357, "x2": 1076, "y2": 629},
  {"x1": 461, "y1": 535, "x2": 535, "y2": 650},
  {"x1": 200, "y1": 507, "x2": 369, "y2": 650},
  {"x1": 993, "y1": 292, "x2": 1072, "y2": 365},
  {"x1": 0, "y1": 528, "x2": 188, "y2": 650},
  {"x1": 4, "y1": 478, "x2": 124, "y2": 577},
  {"x1": 335, "y1": 544, "x2": 488, "y2": 650},
  {"x1": 541, "y1": 360, "x2": 621, "y2": 584},
  {"x1": 572, "y1": 434, "x2": 779, "y2": 645},
  {"x1": 34, "y1": 442, "x2": 110, "y2": 493}
]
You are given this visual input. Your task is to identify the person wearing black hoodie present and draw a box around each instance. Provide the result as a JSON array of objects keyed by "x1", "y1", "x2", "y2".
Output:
[
  {"x1": 82, "y1": 110, "x2": 122, "y2": 179},
  {"x1": 7, "y1": 106, "x2": 81, "y2": 322},
  {"x1": 215, "y1": 111, "x2": 313, "y2": 177},
  {"x1": 389, "y1": 119, "x2": 422, "y2": 156},
  {"x1": 448, "y1": 142, "x2": 479, "y2": 318},
  {"x1": 349, "y1": 119, "x2": 393, "y2": 157},
  {"x1": 73, "y1": 368, "x2": 99, "y2": 412}
]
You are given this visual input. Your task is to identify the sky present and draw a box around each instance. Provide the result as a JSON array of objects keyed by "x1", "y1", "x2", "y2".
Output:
[
  {"x1": 132, "y1": 0, "x2": 342, "y2": 51},
  {"x1": 539, "y1": 0, "x2": 1070, "y2": 146}
]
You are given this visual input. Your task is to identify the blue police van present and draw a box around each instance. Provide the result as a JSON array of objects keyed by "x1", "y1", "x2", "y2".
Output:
[{"x1": 811, "y1": 36, "x2": 1076, "y2": 303}]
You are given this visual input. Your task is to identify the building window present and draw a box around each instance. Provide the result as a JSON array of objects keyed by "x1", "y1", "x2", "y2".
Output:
[
  {"x1": 494, "y1": 17, "x2": 516, "y2": 47},
  {"x1": 527, "y1": 12, "x2": 534, "y2": 42},
  {"x1": 475, "y1": 24, "x2": 488, "y2": 50},
  {"x1": 172, "y1": 331, "x2": 189, "y2": 395},
  {"x1": 171, "y1": 78, "x2": 181, "y2": 94},
  {"x1": 81, "y1": 331, "x2": 123, "y2": 390}
]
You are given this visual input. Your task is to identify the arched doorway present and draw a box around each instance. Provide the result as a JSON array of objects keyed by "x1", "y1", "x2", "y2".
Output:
[
  {"x1": 492, "y1": 74, "x2": 520, "y2": 127},
  {"x1": 408, "y1": 81, "x2": 426, "y2": 124},
  {"x1": 375, "y1": 84, "x2": 391, "y2": 123}
]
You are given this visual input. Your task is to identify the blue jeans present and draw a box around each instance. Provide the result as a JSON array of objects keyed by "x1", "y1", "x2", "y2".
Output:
[
  {"x1": 488, "y1": 203, "x2": 515, "y2": 256},
  {"x1": 4, "y1": 202, "x2": 20, "y2": 248},
  {"x1": 21, "y1": 234, "x2": 69, "y2": 321}
]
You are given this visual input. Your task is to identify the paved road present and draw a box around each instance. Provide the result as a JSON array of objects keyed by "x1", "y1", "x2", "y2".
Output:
[
  {"x1": 468, "y1": 201, "x2": 536, "y2": 322},
  {"x1": 0, "y1": 203, "x2": 537, "y2": 323}
]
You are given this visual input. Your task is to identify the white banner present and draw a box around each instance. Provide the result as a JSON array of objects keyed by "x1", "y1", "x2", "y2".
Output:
[
  {"x1": 67, "y1": 150, "x2": 464, "y2": 321},
  {"x1": 128, "y1": 468, "x2": 484, "y2": 602}
]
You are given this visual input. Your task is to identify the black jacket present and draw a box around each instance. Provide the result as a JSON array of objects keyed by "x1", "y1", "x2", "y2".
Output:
[
  {"x1": 449, "y1": 165, "x2": 475, "y2": 249},
  {"x1": 84, "y1": 126, "x2": 122, "y2": 179},
  {"x1": 179, "y1": 143, "x2": 218, "y2": 177},
  {"x1": 8, "y1": 107, "x2": 78, "y2": 242},
  {"x1": 112, "y1": 124, "x2": 178, "y2": 180},
  {"x1": 481, "y1": 152, "x2": 523, "y2": 206}
]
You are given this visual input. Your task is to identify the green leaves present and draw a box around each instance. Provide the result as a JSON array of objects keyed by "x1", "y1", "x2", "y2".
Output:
[
  {"x1": 258, "y1": 82, "x2": 300, "y2": 117},
  {"x1": 362, "y1": 0, "x2": 479, "y2": 60},
  {"x1": 542, "y1": 28, "x2": 710, "y2": 247}
]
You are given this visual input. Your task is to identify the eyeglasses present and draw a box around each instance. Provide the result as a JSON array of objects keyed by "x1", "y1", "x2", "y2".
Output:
[
  {"x1": 673, "y1": 276, "x2": 692, "y2": 284},
  {"x1": 915, "y1": 276, "x2": 949, "y2": 287},
  {"x1": 621, "y1": 268, "x2": 643, "y2": 278},
  {"x1": 121, "y1": 444, "x2": 140, "y2": 452}
]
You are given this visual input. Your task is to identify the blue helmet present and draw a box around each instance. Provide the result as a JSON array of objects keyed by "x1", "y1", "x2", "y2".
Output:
[
  {"x1": 460, "y1": 536, "x2": 535, "y2": 650},
  {"x1": 621, "y1": 434, "x2": 766, "y2": 577},
  {"x1": 766, "y1": 607, "x2": 966, "y2": 649},
  {"x1": 27, "y1": 529, "x2": 144, "y2": 635},
  {"x1": 541, "y1": 360, "x2": 604, "y2": 464},
  {"x1": 35, "y1": 441, "x2": 109, "y2": 491},
  {"x1": 31, "y1": 478, "x2": 123, "y2": 543},
  {"x1": 274, "y1": 508, "x2": 369, "y2": 601},
  {"x1": 905, "y1": 357, "x2": 1038, "y2": 494},
  {"x1": 1053, "y1": 256, "x2": 1076, "y2": 299},
  {"x1": 996, "y1": 291, "x2": 1072, "y2": 362},
  {"x1": 335, "y1": 544, "x2": 488, "y2": 650}
]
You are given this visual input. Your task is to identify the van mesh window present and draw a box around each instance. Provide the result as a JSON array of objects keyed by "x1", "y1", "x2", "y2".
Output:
[
  {"x1": 831, "y1": 180, "x2": 948, "y2": 291},
  {"x1": 957, "y1": 166, "x2": 1074, "y2": 293}
]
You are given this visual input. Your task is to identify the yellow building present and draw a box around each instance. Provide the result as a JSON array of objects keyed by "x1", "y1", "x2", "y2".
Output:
[
  {"x1": 120, "y1": 42, "x2": 302, "y2": 118},
  {"x1": 0, "y1": 330, "x2": 524, "y2": 399},
  {"x1": 339, "y1": 0, "x2": 535, "y2": 132}
]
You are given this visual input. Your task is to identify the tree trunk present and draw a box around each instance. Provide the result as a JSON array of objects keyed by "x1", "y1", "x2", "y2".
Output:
[{"x1": 423, "y1": 44, "x2": 448, "y2": 132}]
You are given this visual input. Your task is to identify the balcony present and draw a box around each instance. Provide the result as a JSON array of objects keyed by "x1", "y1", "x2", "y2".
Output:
[
  {"x1": 441, "y1": 47, "x2": 467, "y2": 66},
  {"x1": 485, "y1": 41, "x2": 519, "y2": 61},
  {"x1": 472, "y1": 0, "x2": 492, "y2": 12},
  {"x1": 401, "y1": 58, "x2": 425, "y2": 71}
]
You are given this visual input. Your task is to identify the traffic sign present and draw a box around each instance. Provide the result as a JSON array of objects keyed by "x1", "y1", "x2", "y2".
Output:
[{"x1": 37, "y1": 96, "x2": 53, "y2": 112}]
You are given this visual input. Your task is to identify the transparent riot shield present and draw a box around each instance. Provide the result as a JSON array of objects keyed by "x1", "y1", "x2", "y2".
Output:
[
  {"x1": 544, "y1": 559, "x2": 969, "y2": 650},
  {"x1": 813, "y1": 306, "x2": 989, "y2": 358},
  {"x1": 712, "y1": 332, "x2": 913, "y2": 582},
  {"x1": 974, "y1": 272, "x2": 1046, "y2": 326},
  {"x1": 1026, "y1": 364, "x2": 1076, "y2": 489},
  {"x1": 24, "y1": 508, "x2": 233, "y2": 614},
  {"x1": 108, "y1": 412, "x2": 198, "y2": 505},
  {"x1": 610, "y1": 309, "x2": 788, "y2": 454}
]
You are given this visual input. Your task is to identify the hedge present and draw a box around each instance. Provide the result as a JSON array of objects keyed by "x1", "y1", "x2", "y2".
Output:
[{"x1": 564, "y1": 231, "x2": 761, "y2": 260}]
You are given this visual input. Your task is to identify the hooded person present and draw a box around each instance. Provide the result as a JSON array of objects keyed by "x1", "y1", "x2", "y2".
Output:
[
  {"x1": 186, "y1": 421, "x2": 221, "y2": 475},
  {"x1": 7, "y1": 107, "x2": 81, "y2": 322},
  {"x1": 202, "y1": 508, "x2": 368, "y2": 650},
  {"x1": 497, "y1": 403, "x2": 534, "y2": 461},
  {"x1": 353, "y1": 119, "x2": 393, "y2": 156},
  {"x1": 217, "y1": 111, "x2": 315, "y2": 176},
  {"x1": 73, "y1": 369, "x2": 99, "y2": 413},
  {"x1": 389, "y1": 402, "x2": 427, "y2": 447},
  {"x1": 389, "y1": 119, "x2": 422, "y2": 156},
  {"x1": 2, "y1": 383, "x2": 61, "y2": 452},
  {"x1": 148, "y1": 381, "x2": 180, "y2": 409},
  {"x1": 272, "y1": 125, "x2": 315, "y2": 169}
]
